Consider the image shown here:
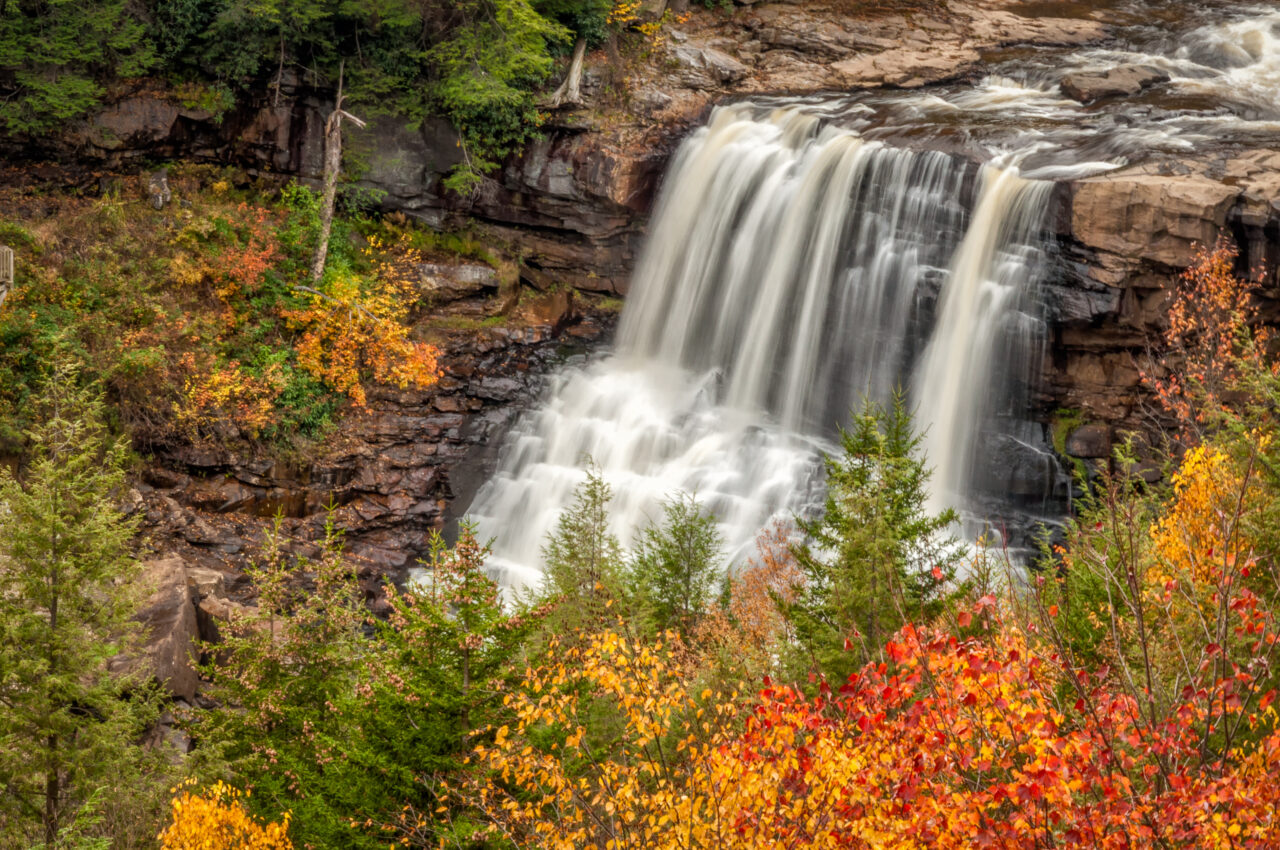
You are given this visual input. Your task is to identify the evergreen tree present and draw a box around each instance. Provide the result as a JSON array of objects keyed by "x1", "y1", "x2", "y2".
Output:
[
  {"x1": 374, "y1": 524, "x2": 537, "y2": 845},
  {"x1": 198, "y1": 520, "x2": 532, "y2": 849},
  {"x1": 0, "y1": 0, "x2": 153, "y2": 133},
  {"x1": 535, "y1": 463, "x2": 628, "y2": 632},
  {"x1": 630, "y1": 493, "x2": 724, "y2": 639},
  {"x1": 785, "y1": 394, "x2": 961, "y2": 682},
  {"x1": 0, "y1": 366, "x2": 162, "y2": 847},
  {"x1": 195, "y1": 518, "x2": 379, "y2": 849}
]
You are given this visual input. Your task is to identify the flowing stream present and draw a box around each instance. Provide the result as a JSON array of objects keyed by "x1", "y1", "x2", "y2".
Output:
[{"x1": 462, "y1": 1, "x2": 1280, "y2": 591}]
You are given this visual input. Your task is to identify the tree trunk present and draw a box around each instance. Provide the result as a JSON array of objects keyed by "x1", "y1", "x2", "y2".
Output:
[
  {"x1": 310, "y1": 62, "x2": 365, "y2": 283},
  {"x1": 44, "y1": 734, "x2": 58, "y2": 848},
  {"x1": 548, "y1": 37, "x2": 588, "y2": 108},
  {"x1": 310, "y1": 108, "x2": 343, "y2": 283}
]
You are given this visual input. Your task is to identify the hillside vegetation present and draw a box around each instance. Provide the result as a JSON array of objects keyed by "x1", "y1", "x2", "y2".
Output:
[
  {"x1": 0, "y1": 0, "x2": 668, "y2": 187},
  {"x1": 1, "y1": 236, "x2": 1279, "y2": 847},
  {"x1": 0, "y1": 168, "x2": 464, "y2": 454}
]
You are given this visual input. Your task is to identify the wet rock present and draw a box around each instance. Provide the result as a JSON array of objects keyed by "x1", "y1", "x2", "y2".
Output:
[
  {"x1": 975, "y1": 434, "x2": 1069, "y2": 502},
  {"x1": 188, "y1": 475, "x2": 256, "y2": 513},
  {"x1": 1065, "y1": 423, "x2": 1112, "y2": 459},
  {"x1": 831, "y1": 45, "x2": 981, "y2": 88},
  {"x1": 475, "y1": 377, "x2": 526, "y2": 402},
  {"x1": 112, "y1": 557, "x2": 200, "y2": 702},
  {"x1": 1043, "y1": 281, "x2": 1122, "y2": 324},
  {"x1": 1060, "y1": 65, "x2": 1169, "y2": 104}
]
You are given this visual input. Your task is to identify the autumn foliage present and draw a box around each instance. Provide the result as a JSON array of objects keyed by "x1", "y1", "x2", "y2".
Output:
[
  {"x1": 125, "y1": 233, "x2": 1280, "y2": 848},
  {"x1": 158, "y1": 781, "x2": 292, "y2": 849},
  {"x1": 1145, "y1": 235, "x2": 1273, "y2": 435},
  {"x1": 464, "y1": 598, "x2": 1280, "y2": 848},
  {"x1": 452, "y1": 239, "x2": 1280, "y2": 849},
  {"x1": 286, "y1": 233, "x2": 439, "y2": 408}
]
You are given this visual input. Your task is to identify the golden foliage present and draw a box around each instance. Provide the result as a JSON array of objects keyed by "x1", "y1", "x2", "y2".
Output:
[
  {"x1": 286, "y1": 234, "x2": 440, "y2": 408},
  {"x1": 158, "y1": 781, "x2": 292, "y2": 850},
  {"x1": 464, "y1": 619, "x2": 1280, "y2": 849},
  {"x1": 1150, "y1": 442, "x2": 1261, "y2": 585}
]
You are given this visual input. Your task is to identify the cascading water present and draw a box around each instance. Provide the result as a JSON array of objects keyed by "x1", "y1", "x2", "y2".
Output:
[
  {"x1": 465, "y1": 105, "x2": 1055, "y2": 590},
  {"x1": 914, "y1": 168, "x2": 1053, "y2": 518}
]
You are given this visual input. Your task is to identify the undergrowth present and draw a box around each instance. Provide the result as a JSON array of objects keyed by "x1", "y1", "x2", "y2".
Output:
[{"x1": 0, "y1": 166, "x2": 487, "y2": 456}]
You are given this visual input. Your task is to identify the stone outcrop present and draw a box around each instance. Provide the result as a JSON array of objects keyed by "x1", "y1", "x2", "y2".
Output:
[
  {"x1": 831, "y1": 45, "x2": 982, "y2": 89},
  {"x1": 1070, "y1": 165, "x2": 1238, "y2": 269},
  {"x1": 1060, "y1": 65, "x2": 1170, "y2": 103},
  {"x1": 139, "y1": 292, "x2": 616, "y2": 591},
  {"x1": 418, "y1": 262, "x2": 500, "y2": 302},
  {"x1": 1045, "y1": 151, "x2": 1280, "y2": 444},
  {"x1": 111, "y1": 557, "x2": 200, "y2": 702}
]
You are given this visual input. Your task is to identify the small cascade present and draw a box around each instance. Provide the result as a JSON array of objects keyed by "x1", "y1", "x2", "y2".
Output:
[
  {"x1": 465, "y1": 105, "x2": 1057, "y2": 590},
  {"x1": 914, "y1": 167, "x2": 1053, "y2": 518}
]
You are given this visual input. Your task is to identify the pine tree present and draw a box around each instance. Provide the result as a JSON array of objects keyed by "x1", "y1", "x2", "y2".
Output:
[
  {"x1": 536, "y1": 464, "x2": 628, "y2": 631},
  {"x1": 374, "y1": 524, "x2": 538, "y2": 845},
  {"x1": 786, "y1": 394, "x2": 961, "y2": 682},
  {"x1": 0, "y1": 366, "x2": 161, "y2": 847},
  {"x1": 630, "y1": 493, "x2": 724, "y2": 639},
  {"x1": 194, "y1": 517, "x2": 377, "y2": 849}
]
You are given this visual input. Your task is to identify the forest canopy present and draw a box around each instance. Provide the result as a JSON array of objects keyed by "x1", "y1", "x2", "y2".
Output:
[{"x1": 0, "y1": 0, "x2": 628, "y2": 179}]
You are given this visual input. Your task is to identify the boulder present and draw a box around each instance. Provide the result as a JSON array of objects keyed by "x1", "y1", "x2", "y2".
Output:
[
  {"x1": 184, "y1": 566, "x2": 226, "y2": 600},
  {"x1": 515, "y1": 288, "x2": 579, "y2": 333},
  {"x1": 670, "y1": 43, "x2": 750, "y2": 90},
  {"x1": 1071, "y1": 166, "x2": 1238, "y2": 267},
  {"x1": 196, "y1": 594, "x2": 256, "y2": 645},
  {"x1": 1065, "y1": 423, "x2": 1112, "y2": 459},
  {"x1": 831, "y1": 45, "x2": 981, "y2": 88},
  {"x1": 1060, "y1": 65, "x2": 1169, "y2": 104},
  {"x1": 81, "y1": 97, "x2": 181, "y2": 150},
  {"x1": 113, "y1": 557, "x2": 200, "y2": 702},
  {"x1": 418, "y1": 262, "x2": 499, "y2": 302}
]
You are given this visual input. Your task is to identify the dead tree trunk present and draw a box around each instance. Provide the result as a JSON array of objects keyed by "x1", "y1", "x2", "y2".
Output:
[
  {"x1": 548, "y1": 37, "x2": 588, "y2": 108},
  {"x1": 311, "y1": 62, "x2": 366, "y2": 283}
]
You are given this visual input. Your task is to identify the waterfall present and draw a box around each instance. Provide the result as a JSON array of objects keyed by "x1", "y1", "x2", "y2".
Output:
[
  {"x1": 914, "y1": 167, "x2": 1053, "y2": 517},
  {"x1": 464, "y1": 104, "x2": 1054, "y2": 590}
]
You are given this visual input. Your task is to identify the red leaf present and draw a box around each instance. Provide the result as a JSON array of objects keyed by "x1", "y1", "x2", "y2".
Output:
[
  {"x1": 958, "y1": 611, "x2": 973, "y2": 629},
  {"x1": 1048, "y1": 604, "x2": 1059, "y2": 618},
  {"x1": 931, "y1": 566, "x2": 944, "y2": 581}
]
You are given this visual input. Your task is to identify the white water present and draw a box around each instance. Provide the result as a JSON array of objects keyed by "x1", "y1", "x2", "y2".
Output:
[
  {"x1": 915, "y1": 168, "x2": 1052, "y2": 516},
  {"x1": 465, "y1": 106, "x2": 1052, "y2": 591}
]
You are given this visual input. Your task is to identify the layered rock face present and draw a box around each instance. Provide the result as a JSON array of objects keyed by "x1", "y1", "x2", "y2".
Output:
[
  {"x1": 1047, "y1": 152, "x2": 1280, "y2": 445},
  {"x1": 139, "y1": 294, "x2": 614, "y2": 595}
]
